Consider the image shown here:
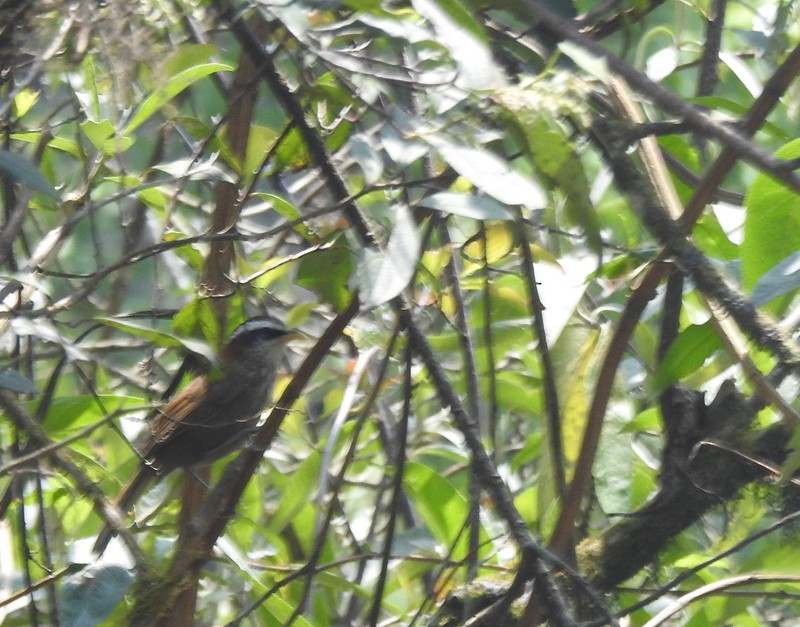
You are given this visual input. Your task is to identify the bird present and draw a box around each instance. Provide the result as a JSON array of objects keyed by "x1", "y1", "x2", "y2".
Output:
[{"x1": 94, "y1": 316, "x2": 298, "y2": 554}]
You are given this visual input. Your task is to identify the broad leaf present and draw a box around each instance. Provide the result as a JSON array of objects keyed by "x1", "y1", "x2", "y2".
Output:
[
  {"x1": 411, "y1": 0, "x2": 503, "y2": 90},
  {"x1": 0, "y1": 370, "x2": 39, "y2": 394},
  {"x1": 62, "y1": 564, "x2": 133, "y2": 627},
  {"x1": 297, "y1": 242, "x2": 354, "y2": 312},
  {"x1": 268, "y1": 450, "x2": 321, "y2": 533},
  {"x1": 429, "y1": 136, "x2": 547, "y2": 208},
  {"x1": 654, "y1": 322, "x2": 723, "y2": 393},
  {"x1": 418, "y1": 191, "x2": 514, "y2": 220},
  {"x1": 357, "y1": 205, "x2": 421, "y2": 308},
  {"x1": 403, "y1": 461, "x2": 472, "y2": 558},
  {"x1": 742, "y1": 138, "x2": 800, "y2": 315},
  {"x1": 93, "y1": 317, "x2": 216, "y2": 363},
  {"x1": 751, "y1": 251, "x2": 800, "y2": 307},
  {"x1": 494, "y1": 90, "x2": 601, "y2": 252},
  {"x1": 0, "y1": 148, "x2": 59, "y2": 197}
]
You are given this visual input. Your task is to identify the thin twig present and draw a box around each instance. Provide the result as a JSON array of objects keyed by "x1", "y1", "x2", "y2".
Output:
[
  {"x1": 366, "y1": 334, "x2": 411, "y2": 626},
  {"x1": 440, "y1": 221, "x2": 483, "y2": 579},
  {"x1": 643, "y1": 574, "x2": 800, "y2": 627},
  {"x1": 516, "y1": 215, "x2": 566, "y2": 501}
]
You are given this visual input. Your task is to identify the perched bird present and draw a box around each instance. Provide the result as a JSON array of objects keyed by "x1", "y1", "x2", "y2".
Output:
[{"x1": 94, "y1": 316, "x2": 297, "y2": 553}]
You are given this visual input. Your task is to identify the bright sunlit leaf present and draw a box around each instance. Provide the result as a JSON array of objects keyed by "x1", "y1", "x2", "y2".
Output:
[{"x1": 357, "y1": 204, "x2": 421, "y2": 308}]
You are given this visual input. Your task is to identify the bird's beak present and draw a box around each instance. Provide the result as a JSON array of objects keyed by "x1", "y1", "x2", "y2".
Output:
[{"x1": 281, "y1": 331, "x2": 305, "y2": 342}]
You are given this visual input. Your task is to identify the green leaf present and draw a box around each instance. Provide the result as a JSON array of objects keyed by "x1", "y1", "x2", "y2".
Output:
[
  {"x1": 348, "y1": 133, "x2": 384, "y2": 185},
  {"x1": 414, "y1": 0, "x2": 487, "y2": 43},
  {"x1": 561, "y1": 328, "x2": 600, "y2": 471},
  {"x1": 494, "y1": 371, "x2": 541, "y2": 413},
  {"x1": 14, "y1": 88, "x2": 39, "y2": 118},
  {"x1": 171, "y1": 299, "x2": 225, "y2": 349},
  {"x1": 357, "y1": 205, "x2": 421, "y2": 309},
  {"x1": 463, "y1": 222, "x2": 515, "y2": 263},
  {"x1": 252, "y1": 192, "x2": 312, "y2": 238},
  {"x1": 151, "y1": 156, "x2": 235, "y2": 183},
  {"x1": 62, "y1": 564, "x2": 133, "y2": 627},
  {"x1": 268, "y1": 451, "x2": 321, "y2": 532},
  {"x1": 403, "y1": 461, "x2": 472, "y2": 559},
  {"x1": 558, "y1": 41, "x2": 611, "y2": 81},
  {"x1": 163, "y1": 43, "x2": 218, "y2": 76},
  {"x1": 694, "y1": 212, "x2": 739, "y2": 260},
  {"x1": 691, "y1": 96, "x2": 787, "y2": 140},
  {"x1": 12, "y1": 131, "x2": 81, "y2": 157},
  {"x1": 742, "y1": 138, "x2": 800, "y2": 315},
  {"x1": 0, "y1": 148, "x2": 59, "y2": 197},
  {"x1": 296, "y1": 242, "x2": 354, "y2": 312},
  {"x1": 417, "y1": 191, "x2": 514, "y2": 220},
  {"x1": 80, "y1": 119, "x2": 135, "y2": 154},
  {"x1": 78, "y1": 54, "x2": 102, "y2": 122},
  {"x1": 258, "y1": 596, "x2": 315, "y2": 627},
  {"x1": 258, "y1": 192, "x2": 302, "y2": 221},
  {"x1": 654, "y1": 322, "x2": 723, "y2": 393},
  {"x1": 122, "y1": 62, "x2": 234, "y2": 135},
  {"x1": 93, "y1": 317, "x2": 216, "y2": 363},
  {"x1": 343, "y1": 0, "x2": 383, "y2": 10},
  {"x1": 379, "y1": 123, "x2": 428, "y2": 168},
  {"x1": 275, "y1": 127, "x2": 311, "y2": 169},
  {"x1": 242, "y1": 125, "x2": 281, "y2": 175},
  {"x1": 525, "y1": 116, "x2": 601, "y2": 252},
  {"x1": 495, "y1": 95, "x2": 600, "y2": 252},
  {"x1": 594, "y1": 403, "x2": 635, "y2": 513},
  {"x1": 719, "y1": 51, "x2": 762, "y2": 97},
  {"x1": 45, "y1": 394, "x2": 139, "y2": 433}
]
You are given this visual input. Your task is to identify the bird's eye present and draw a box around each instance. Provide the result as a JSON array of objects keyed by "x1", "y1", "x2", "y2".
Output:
[
  {"x1": 228, "y1": 316, "x2": 289, "y2": 343},
  {"x1": 252, "y1": 328, "x2": 288, "y2": 341}
]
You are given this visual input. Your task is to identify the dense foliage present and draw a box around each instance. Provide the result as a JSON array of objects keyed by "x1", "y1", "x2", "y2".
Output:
[{"x1": 2, "y1": 0, "x2": 800, "y2": 625}]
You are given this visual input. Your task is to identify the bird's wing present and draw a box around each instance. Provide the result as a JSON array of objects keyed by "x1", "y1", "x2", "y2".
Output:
[
  {"x1": 147, "y1": 376, "x2": 211, "y2": 446},
  {"x1": 143, "y1": 375, "x2": 257, "y2": 443}
]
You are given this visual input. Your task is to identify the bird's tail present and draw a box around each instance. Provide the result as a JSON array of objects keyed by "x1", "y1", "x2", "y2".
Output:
[{"x1": 93, "y1": 465, "x2": 155, "y2": 555}]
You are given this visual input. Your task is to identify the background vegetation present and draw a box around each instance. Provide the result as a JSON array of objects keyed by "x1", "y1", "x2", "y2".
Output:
[{"x1": 2, "y1": 0, "x2": 800, "y2": 624}]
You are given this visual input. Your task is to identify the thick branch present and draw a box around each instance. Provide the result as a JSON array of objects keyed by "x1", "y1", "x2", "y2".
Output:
[{"x1": 578, "y1": 382, "x2": 790, "y2": 590}]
